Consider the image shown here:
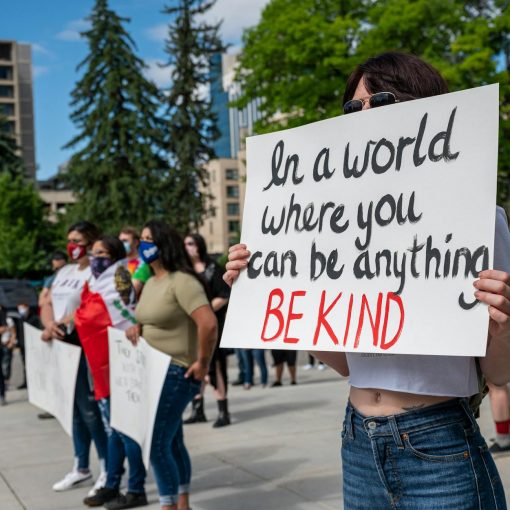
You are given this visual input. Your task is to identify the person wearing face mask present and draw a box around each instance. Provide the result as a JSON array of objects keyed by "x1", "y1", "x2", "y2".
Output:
[
  {"x1": 13, "y1": 301, "x2": 41, "y2": 390},
  {"x1": 40, "y1": 221, "x2": 109, "y2": 496},
  {"x1": 119, "y1": 226, "x2": 151, "y2": 299},
  {"x1": 75, "y1": 236, "x2": 148, "y2": 510},
  {"x1": 126, "y1": 220, "x2": 217, "y2": 510},
  {"x1": 183, "y1": 233, "x2": 232, "y2": 427}
]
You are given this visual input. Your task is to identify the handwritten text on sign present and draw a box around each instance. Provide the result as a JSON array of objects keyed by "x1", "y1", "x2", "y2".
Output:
[
  {"x1": 25, "y1": 323, "x2": 81, "y2": 436},
  {"x1": 108, "y1": 328, "x2": 170, "y2": 468},
  {"x1": 221, "y1": 85, "x2": 499, "y2": 356}
]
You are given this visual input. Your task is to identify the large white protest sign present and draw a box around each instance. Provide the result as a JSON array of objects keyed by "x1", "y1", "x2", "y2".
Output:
[
  {"x1": 221, "y1": 85, "x2": 499, "y2": 356},
  {"x1": 25, "y1": 323, "x2": 81, "y2": 436},
  {"x1": 108, "y1": 327, "x2": 170, "y2": 468}
]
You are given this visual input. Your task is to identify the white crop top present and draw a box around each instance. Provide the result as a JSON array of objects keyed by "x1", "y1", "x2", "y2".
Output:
[{"x1": 347, "y1": 206, "x2": 510, "y2": 397}]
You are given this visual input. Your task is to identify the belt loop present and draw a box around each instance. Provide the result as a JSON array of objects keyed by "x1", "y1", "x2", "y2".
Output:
[
  {"x1": 459, "y1": 398, "x2": 478, "y2": 430},
  {"x1": 388, "y1": 416, "x2": 404, "y2": 449}
]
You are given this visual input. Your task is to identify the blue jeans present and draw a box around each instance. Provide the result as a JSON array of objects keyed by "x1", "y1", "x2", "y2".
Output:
[
  {"x1": 341, "y1": 398, "x2": 507, "y2": 509},
  {"x1": 151, "y1": 365, "x2": 201, "y2": 506},
  {"x1": 73, "y1": 353, "x2": 108, "y2": 470},
  {"x1": 97, "y1": 398, "x2": 146, "y2": 494},
  {"x1": 241, "y1": 349, "x2": 267, "y2": 385}
]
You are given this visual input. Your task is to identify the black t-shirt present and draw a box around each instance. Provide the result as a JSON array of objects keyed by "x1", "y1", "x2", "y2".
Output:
[{"x1": 200, "y1": 260, "x2": 230, "y2": 334}]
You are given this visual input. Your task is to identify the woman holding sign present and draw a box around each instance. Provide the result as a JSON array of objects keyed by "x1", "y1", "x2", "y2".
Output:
[
  {"x1": 224, "y1": 52, "x2": 510, "y2": 509},
  {"x1": 39, "y1": 221, "x2": 109, "y2": 496},
  {"x1": 75, "y1": 236, "x2": 148, "y2": 510},
  {"x1": 126, "y1": 220, "x2": 217, "y2": 510}
]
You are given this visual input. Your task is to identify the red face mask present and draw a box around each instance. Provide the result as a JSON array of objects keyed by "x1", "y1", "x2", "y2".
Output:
[{"x1": 67, "y1": 242, "x2": 87, "y2": 261}]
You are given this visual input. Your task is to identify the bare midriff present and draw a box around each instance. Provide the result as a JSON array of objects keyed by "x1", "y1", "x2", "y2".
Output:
[{"x1": 349, "y1": 386, "x2": 456, "y2": 416}]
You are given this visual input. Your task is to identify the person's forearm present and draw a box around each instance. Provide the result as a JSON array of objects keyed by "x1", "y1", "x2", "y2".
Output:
[
  {"x1": 481, "y1": 334, "x2": 510, "y2": 385},
  {"x1": 211, "y1": 297, "x2": 228, "y2": 312},
  {"x1": 197, "y1": 321, "x2": 218, "y2": 367},
  {"x1": 40, "y1": 301, "x2": 55, "y2": 329},
  {"x1": 311, "y1": 351, "x2": 349, "y2": 377}
]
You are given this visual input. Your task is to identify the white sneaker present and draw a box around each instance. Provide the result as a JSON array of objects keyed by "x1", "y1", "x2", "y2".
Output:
[
  {"x1": 303, "y1": 364, "x2": 313, "y2": 370},
  {"x1": 87, "y1": 470, "x2": 107, "y2": 497},
  {"x1": 52, "y1": 470, "x2": 92, "y2": 491},
  {"x1": 317, "y1": 364, "x2": 326, "y2": 371}
]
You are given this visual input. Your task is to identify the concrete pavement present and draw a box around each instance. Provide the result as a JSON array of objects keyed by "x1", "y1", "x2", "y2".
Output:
[{"x1": 1, "y1": 351, "x2": 510, "y2": 509}]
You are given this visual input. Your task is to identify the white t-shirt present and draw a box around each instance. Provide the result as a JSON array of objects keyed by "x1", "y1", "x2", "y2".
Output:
[
  {"x1": 347, "y1": 206, "x2": 510, "y2": 397},
  {"x1": 1, "y1": 317, "x2": 15, "y2": 345},
  {"x1": 51, "y1": 264, "x2": 92, "y2": 323}
]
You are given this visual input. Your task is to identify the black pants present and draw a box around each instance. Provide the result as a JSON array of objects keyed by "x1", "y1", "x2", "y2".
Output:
[{"x1": 0, "y1": 345, "x2": 5, "y2": 397}]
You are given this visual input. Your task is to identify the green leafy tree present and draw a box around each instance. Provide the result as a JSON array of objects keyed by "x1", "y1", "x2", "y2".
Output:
[
  {"x1": 235, "y1": 0, "x2": 370, "y2": 131},
  {"x1": 64, "y1": 0, "x2": 169, "y2": 233},
  {"x1": 0, "y1": 115, "x2": 23, "y2": 176},
  {"x1": 236, "y1": 0, "x2": 510, "y2": 205},
  {"x1": 0, "y1": 174, "x2": 57, "y2": 277},
  {"x1": 162, "y1": 0, "x2": 227, "y2": 233}
]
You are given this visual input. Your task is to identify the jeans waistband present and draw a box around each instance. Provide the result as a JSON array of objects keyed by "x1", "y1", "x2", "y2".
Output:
[{"x1": 345, "y1": 398, "x2": 478, "y2": 442}]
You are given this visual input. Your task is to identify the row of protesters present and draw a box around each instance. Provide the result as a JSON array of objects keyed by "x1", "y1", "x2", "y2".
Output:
[
  {"x1": 37, "y1": 219, "x2": 217, "y2": 510},
  {"x1": 183, "y1": 233, "x2": 231, "y2": 427},
  {"x1": 223, "y1": 52, "x2": 510, "y2": 508}
]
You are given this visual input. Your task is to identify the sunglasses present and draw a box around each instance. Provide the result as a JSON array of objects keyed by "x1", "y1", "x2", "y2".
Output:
[{"x1": 343, "y1": 91, "x2": 398, "y2": 114}]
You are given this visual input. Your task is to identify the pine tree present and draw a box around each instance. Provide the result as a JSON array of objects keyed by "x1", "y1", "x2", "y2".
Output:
[
  {"x1": 0, "y1": 115, "x2": 23, "y2": 176},
  {"x1": 64, "y1": 0, "x2": 169, "y2": 233},
  {"x1": 162, "y1": 0, "x2": 227, "y2": 233}
]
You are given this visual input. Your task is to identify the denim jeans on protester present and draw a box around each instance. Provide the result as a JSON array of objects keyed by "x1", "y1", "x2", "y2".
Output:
[
  {"x1": 241, "y1": 349, "x2": 267, "y2": 385},
  {"x1": 151, "y1": 364, "x2": 201, "y2": 506},
  {"x1": 73, "y1": 353, "x2": 108, "y2": 470},
  {"x1": 97, "y1": 397, "x2": 146, "y2": 494},
  {"x1": 341, "y1": 398, "x2": 506, "y2": 510}
]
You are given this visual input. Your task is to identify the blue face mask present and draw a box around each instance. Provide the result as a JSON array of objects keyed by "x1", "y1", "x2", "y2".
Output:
[
  {"x1": 139, "y1": 241, "x2": 159, "y2": 264},
  {"x1": 90, "y1": 256, "x2": 114, "y2": 279},
  {"x1": 122, "y1": 240, "x2": 131, "y2": 255}
]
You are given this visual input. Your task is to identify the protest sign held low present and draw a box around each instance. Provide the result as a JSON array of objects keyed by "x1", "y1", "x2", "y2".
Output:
[
  {"x1": 221, "y1": 84, "x2": 499, "y2": 356},
  {"x1": 108, "y1": 327, "x2": 170, "y2": 468},
  {"x1": 25, "y1": 323, "x2": 81, "y2": 436}
]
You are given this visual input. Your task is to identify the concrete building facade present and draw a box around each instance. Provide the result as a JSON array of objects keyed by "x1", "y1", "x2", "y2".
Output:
[
  {"x1": 0, "y1": 40, "x2": 36, "y2": 179},
  {"x1": 200, "y1": 157, "x2": 246, "y2": 255}
]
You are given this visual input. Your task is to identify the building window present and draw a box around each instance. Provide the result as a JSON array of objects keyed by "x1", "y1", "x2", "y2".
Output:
[
  {"x1": 228, "y1": 221, "x2": 240, "y2": 233},
  {"x1": 0, "y1": 85, "x2": 14, "y2": 98},
  {"x1": 0, "y1": 44, "x2": 12, "y2": 62},
  {"x1": 226, "y1": 185, "x2": 239, "y2": 198},
  {"x1": 0, "y1": 121, "x2": 15, "y2": 134},
  {"x1": 227, "y1": 203, "x2": 239, "y2": 216},
  {"x1": 0, "y1": 66, "x2": 13, "y2": 80},
  {"x1": 225, "y1": 168, "x2": 238, "y2": 180},
  {"x1": 0, "y1": 103, "x2": 14, "y2": 116}
]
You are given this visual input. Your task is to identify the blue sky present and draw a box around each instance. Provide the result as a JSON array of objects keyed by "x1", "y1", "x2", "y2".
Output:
[{"x1": 0, "y1": 0, "x2": 269, "y2": 179}]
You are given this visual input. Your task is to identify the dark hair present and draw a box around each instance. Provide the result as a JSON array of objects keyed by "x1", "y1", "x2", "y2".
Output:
[
  {"x1": 143, "y1": 220, "x2": 199, "y2": 280},
  {"x1": 186, "y1": 233, "x2": 211, "y2": 264},
  {"x1": 50, "y1": 250, "x2": 67, "y2": 262},
  {"x1": 67, "y1": 221, "x2": 101, "y2": 245},
  {"x1": 343, "y1": 52, "x2": 449, "y2": 106},
  {"x1": 119, "y1": 226, "x2": 140, "y2": 242},
  {"x1": 95, "y1": 236, "x2": 126, "y2": 263}
]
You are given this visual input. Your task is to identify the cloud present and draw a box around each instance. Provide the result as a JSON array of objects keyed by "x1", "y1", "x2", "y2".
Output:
[
  {"x1": 145, "y1": 24, "x2": 167, "y2": 43},
  {"x1": 56, "y1": 19, "x2": 90, "y2": 42},
  {"x1": 201, "y1": 0, "x2": 270, "y2": 44},
  {"x1": 33, "y1": 66, "x2": 49, "y2": 78},
  {"x1": 32, "y1": 43, "x2": 55, "y2": 58},
  {"x1": 144, "y1": 59, "x2": 172, "y2": 88},
  {"x1": 144, "y1": 0, "x2": 270, "y2": 45}
]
